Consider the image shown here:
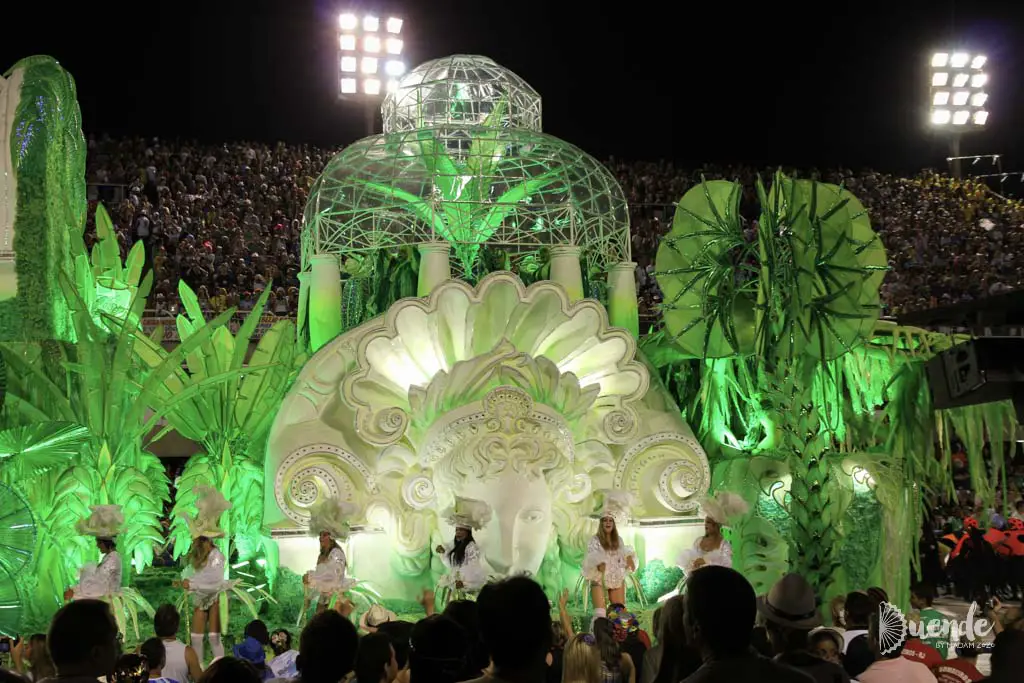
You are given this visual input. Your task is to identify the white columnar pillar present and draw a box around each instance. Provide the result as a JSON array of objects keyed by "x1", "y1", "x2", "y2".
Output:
[
  {"x1": 549, "y1": 245, "x2": 583, "y2": 303},
  {"x1": 608, "y1": 261, "x2": 640, "y2": 339},
  {"x1": 417, "y1": 242, "x2": 451, "y2": 297},
  {"x1": 309, "y1": 254, "x2": 342, "y2": 352}
]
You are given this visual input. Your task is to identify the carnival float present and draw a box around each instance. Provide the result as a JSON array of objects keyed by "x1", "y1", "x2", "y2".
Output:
[{"x1": 0, "y1": 52, "x2": 1015, "y2": 637}]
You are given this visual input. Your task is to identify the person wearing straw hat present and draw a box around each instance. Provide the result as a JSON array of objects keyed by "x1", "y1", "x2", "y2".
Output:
[
  {"x1": 304, "y1": 498, "x2": 359, "y2": 614},
  {"x1": 435, "y1": 496, "x2": 491, "y2": 602},
  {"x1": 677, "y1": 491, "x2": 748, "y2": 576},
  {"x1": 582, "y1": 490, "x2": 637, "y2": 617},
  {"x1": 179, "y1": 486, "x2": 238, "y2": 663},
  {"x1": 65, "y1": 505, "x2": 124, "y2": 602},
  {"x1": 64, "y1": 505, "x2": 155, "y2": 640}
]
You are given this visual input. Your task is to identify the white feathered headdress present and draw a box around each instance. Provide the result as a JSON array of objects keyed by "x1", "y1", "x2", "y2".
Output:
[
  {"x1": 702, "y1": 491, "x2": 749, "y2": 525},
  {"x1": 596, "y1": 489, "x2": 634, "y2": 526},
  {"x1": 308, "y1": 498, "x2": 359, "y2": 539},
  {"x1": 184, "y1": 486, "x2": 232, "y2": 539},
  {"x1": 443, "y1": 496, "x2": 493, "y2": 531},
  {"x1": 76, "y1": 505, "x2": 124, "y2": 540}
]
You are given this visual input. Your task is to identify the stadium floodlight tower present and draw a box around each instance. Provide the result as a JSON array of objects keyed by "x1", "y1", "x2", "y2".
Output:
[
  {"x1": 929, "y1": 50, "x2": 989, "y2": 178},
  {"x1": 337, "y1": 9, "x2": 406, "y2": 135}
]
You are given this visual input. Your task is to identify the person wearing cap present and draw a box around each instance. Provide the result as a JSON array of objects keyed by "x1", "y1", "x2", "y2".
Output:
[
  {"x1": 179, "y1": 486, "x2": 238, "y2": 663},
  {"x1": 304, "y1": 498, "x2": 359, "y2": 614},
  {"x1": 582, "y1": 491, "x2": 637, "y2": 617},
  {"x1": 359, "y1": 604, "x2": 398, "y2": 634},
  {"x1": 435, "y1": 496, "x2": 492, "y2": 603},
  {"x1": 677, "y1": 492, "x2": 748, "y2": 578},
  {"x1": 64, "y1": 505, "x2": 155, "y2": 640},
  {"x1": 759, "y1": 574, "x2": 850, "y2": 683}
]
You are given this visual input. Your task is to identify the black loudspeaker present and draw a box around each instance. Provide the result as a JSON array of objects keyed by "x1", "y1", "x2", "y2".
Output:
[{"x1": 925, "y1": 338, "x2": 1024, "y2": 421}]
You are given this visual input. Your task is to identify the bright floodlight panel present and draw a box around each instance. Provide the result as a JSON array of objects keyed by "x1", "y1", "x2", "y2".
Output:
[
  {"x1": 929, "y1": 51, "x2": 988, "y2": 129},
  {"x1": 337, "y1": 11, "x2": 404, "y2": 97}
]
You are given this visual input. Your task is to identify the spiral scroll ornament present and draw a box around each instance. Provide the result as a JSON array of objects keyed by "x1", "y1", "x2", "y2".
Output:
[
  {"x1": 602, "y1": 408, "x2": 639, "y2": 444},
  {"x1": 401, "y1": 475, "x2": 436, "y2": 510},
  {"x1": 613, "y1": 433, "x2": 711, "y2": 515},
  {"x1": 275, "y1": 444, "x2": 378, "y2": 525},
  {"x1": 356, "y1": 407, "x2": 410, "y2": 446}
]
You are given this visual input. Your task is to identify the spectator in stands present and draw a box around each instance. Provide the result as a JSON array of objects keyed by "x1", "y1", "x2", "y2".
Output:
[
  {"x1": 46, "y1": 600, "x2": 121, "y2": 682},
  {"x1": 154, "y1": 604, "x2": 203, "y2": 683},
  {"x1": 932, "y1": 639, "x2": 984, "y2": 683},
  {"x1": 353, "y1": 632, "x2": 397, "y2": 683},
  {"x1": 840, "y1": 593, "x2": 872, "y2": 653},
  {"x1": 374, "y1": 622, "x2": 413, "y2": 683},
  {"x1": 198, "y1": 657, "x2": 261, "y2": 683},
  {"x1": 682, "y1": 566, "x2": 812, "y2": 682},
  {"x1": 985, "y1": 629, "x2": 1024, "y2": 683},
  {"x1": 84, "y1": 139, "x2": 1024, "y2": 328},
  {"x1": 759, "y1": 574, "x2": 850, "y2": 683},
  {"x1": 12, "y1": 634, "x2": 55, "y2": 681},
  {"x1": 291, "y1": 611, "x2": 359, "y2": 683},
  {"x1": 466, "y1": 576, "x2": 553, "y2": 683},
  {"x1": 857, "y1": 609, "x2": 936, "y2": 683},
  {"x1": 268, "y1": 630, "x2": 298, "y2": 680},
  {"x1": 139, "y1": 639, "x2": 174, "y2": 683},
  {"x1": 408, "y1": 615, "x2": 469, "y2": 683}
]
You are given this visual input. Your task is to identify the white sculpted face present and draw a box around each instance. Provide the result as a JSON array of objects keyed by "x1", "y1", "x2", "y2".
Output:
[{"x1": 461, "y1": 468, "x2": 553, "y2": 577}]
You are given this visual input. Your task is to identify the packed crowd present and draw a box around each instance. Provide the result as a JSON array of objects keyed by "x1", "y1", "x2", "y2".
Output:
[
  {"x1": 85, "y1": 137, "x2": 1024, "y2": 322},
  {"x1": 6, "y1": 570, "x2": 1023, "y2": 683}
]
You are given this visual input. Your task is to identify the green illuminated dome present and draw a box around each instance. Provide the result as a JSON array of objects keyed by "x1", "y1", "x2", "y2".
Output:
[
  {"x1": 303, "y1": 125, "x2": 629, "y2": 277},
  {"x1": 304, "y1": 54, "x2": 630, "y2": 278},
  {"x1": 382, "y1": 55, "x2": 542, "y2": 134}
]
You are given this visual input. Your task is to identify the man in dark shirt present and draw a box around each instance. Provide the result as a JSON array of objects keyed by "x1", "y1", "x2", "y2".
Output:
[
  {"x1": 462, "y1": 576, "x2": 553, "y2": 683},
  {"x1": 681, "y1": 566, "x2": 813, "y2": 683},
  {"x1": 760, "y1": 574, "x2": 850, "y2": 683}
]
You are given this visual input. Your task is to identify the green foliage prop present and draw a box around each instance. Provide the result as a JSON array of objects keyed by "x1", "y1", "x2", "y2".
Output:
[
  {"x1": 154, "y1": 280, "x2": 306, "y2": 588},
  {"x1": 0, "y1": 56, "x2": 84, "y2": 341},
  {"x1": 653, "y1": 173, "x2": 890, "y2": 602}
]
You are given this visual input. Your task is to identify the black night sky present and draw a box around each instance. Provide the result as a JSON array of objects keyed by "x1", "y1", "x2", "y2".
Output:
[{"x1": 3, "y1": 0, "x2": 1023, "y2": 174}]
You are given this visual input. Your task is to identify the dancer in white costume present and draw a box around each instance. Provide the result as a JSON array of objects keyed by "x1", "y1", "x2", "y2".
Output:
[
  {"x1": 435, "y1": 496, "x2": 491, "y2": 602},
  {"x1": 582, "y1": 490, "x2": 637, "y2": 617},
  {"x1": 304, "y1": 498, "x2": 358, "y2": 613},
  {"x1": 677, "y1": 491, "x2": 748, "y2": 575},
  {"x1": 65, "y1": 505, "x2": 154, "y2": 638},
  {"x1": 179, "y1": 486, "x2": 237, "y2": 662}
]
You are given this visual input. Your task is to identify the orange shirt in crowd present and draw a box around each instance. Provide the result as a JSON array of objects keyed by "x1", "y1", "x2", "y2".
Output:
[
  {"x1": 933, "y1": 658, "x2": 984, "y2": 683},
  {"x1": 902, "y1": 638, "x2": 944, "y2": 671}
]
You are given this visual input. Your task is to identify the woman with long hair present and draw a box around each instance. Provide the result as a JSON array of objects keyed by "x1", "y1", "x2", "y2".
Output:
[
  {"x1": 592, "y1": 617, "x2": 635, "y2": 683},
  {"x1": 435, "y1": 497, "x2": 491, "y2": 602},
  {"x1": 582, "y1": 491, "x2": 637, "y2": 617},
  {"x1": 304, "y1": 499, "x2": 359, "y2": 614},
  {"x1": 562, "y1": 633, "x2": 601, "y2": 683},
  {"x1": 676, "y1": 492, "x2": 748, "y2": 577},
  {"x1": 180, "y1": 486, "x2": 237, "y2": 662}
]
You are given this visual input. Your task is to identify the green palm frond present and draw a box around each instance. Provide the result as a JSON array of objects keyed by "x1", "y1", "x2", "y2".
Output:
[{"x1": 0, "y1": 423, "x2": 90, "y2": 485}]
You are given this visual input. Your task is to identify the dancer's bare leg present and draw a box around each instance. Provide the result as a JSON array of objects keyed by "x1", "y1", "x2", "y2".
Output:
[
  {"x1": 590, "y1": 582, "x2": 606, "y2": 615},
  {"x1": 608, "y1": 586, "x2": 626, "y2": 606}
]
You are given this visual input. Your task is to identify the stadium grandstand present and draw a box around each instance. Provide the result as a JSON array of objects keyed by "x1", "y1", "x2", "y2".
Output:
[{"x1": 84, "y1": 136, "x2": 1024, "y2": 340}]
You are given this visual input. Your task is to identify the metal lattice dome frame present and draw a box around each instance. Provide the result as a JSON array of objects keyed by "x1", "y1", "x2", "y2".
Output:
[
  {"x1": 381, "y1": 55, "x2": 542, "y2": 134},
  {"x1": 302, "y1": 125, "x2": 631, "y2": 278}
]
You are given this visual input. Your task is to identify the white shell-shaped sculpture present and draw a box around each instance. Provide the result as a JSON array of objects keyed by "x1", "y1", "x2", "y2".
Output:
[{"x1": 341, "y1": 272, "x2": 649, "y2": 448}]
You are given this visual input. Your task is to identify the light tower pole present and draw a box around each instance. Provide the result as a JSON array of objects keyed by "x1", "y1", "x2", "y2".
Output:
[
  {"x1": 336, "y1": 11, "x2": 406, "y2": 137},
  {"x1": 928, "y1": 50, "x2": 989, "y2": 179}
]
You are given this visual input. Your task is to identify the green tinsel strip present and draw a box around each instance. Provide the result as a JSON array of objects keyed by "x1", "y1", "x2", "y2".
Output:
[{"x1": 0, "y1": 56, "x2": 83, "y2": 341}]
